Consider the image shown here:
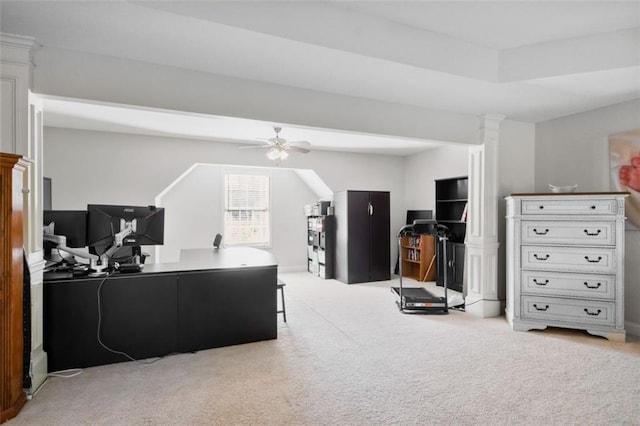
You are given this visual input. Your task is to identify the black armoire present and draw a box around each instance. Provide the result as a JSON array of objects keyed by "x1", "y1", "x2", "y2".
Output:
[{"x1": 333, "y1": 190, "x2": 390, "y2": 284}]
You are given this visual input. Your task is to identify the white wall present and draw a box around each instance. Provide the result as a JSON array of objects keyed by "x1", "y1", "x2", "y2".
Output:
[
  {"x1": 535, "y1": 99, "x2": 640, "y2": 334},
  {"x1": 43, "y1": 127, "x2": 407, "y2": 270},
  {"x1": 497, "y1": 119, "x2": 537, "y2": 300},
  {"x1": 403, "y1": 144, "x2": 469, "y2": 212},
  {"x1": 155, "y1": 164, "x2": 317, "y2": 269}
]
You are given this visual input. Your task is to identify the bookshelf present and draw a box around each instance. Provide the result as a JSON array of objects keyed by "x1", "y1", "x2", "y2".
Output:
[
  {"x1": 307, "y1": 214, "x2": 335, "y2": 279},
  {"x1": 435, "y1": 176, "x2": 468, "y2": 242},
  {"x1": 400, "y1": 234, "x2": 437, "y2": 282},
  {"x1": 435, "y1": 176, "x2": 468, "y2": 292}
]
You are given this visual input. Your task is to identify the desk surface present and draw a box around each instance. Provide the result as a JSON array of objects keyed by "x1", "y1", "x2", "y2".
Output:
[
  {"x1": 144, "y1": 247, "x2": 277, "y2": 273},
  {"x1": 44, "y1": 247, "x2": 278, "y2": 281}
]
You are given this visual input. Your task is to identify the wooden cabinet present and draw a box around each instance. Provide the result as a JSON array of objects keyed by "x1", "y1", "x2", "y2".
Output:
[
  {"x1": 435, "y1": 176, "x2": 467, "y2": 291},
  {"x1": 400, "y1": 234, "x2": 436, "y2": 281},
  {"x1": 334, "y1": 190, "x2": 390, "y2": 284},
  {"x1": 0, "y1": 153, "x2": 27, "y2": 423},
  {"x1": 307, "y1": 215, "x2": 335, "y2": 279},
  {"x1": 505, "y1": 193, "x2": 627, "y2": 341}
]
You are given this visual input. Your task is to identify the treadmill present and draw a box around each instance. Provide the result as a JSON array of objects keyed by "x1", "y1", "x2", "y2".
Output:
[{"x1": 391, "y1": 219, "x2": 450, "y2": 314}]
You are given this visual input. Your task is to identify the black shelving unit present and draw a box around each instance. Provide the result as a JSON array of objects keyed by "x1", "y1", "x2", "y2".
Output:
[
  {"x1": 435, "y1": 176, "x2": 468, "y2": 292},
  {"x1": 307, "y1": 214, "x2": 335, "y2": 279}
]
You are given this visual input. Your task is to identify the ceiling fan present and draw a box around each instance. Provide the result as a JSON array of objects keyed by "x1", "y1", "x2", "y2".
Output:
[{"x1": 240, "y1": 126, "x2": 311, "y2": 161}]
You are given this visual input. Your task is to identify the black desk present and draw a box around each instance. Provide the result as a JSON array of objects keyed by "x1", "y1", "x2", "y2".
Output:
[{"x1": 44, "y1": 248, "x2": 278, "y2": 372}]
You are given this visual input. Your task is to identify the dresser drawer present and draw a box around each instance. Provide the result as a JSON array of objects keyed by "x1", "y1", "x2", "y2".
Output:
[
  {"x1": 521, "y1": 198, "x2": 618, "y2": 216},
  {"x1": 521, "y1": 270, "x2": 615, "y2": 300},
  {"x1": 521, "y1": 296, "x2": 615, "y2": 326},
  {"x1": 522, "y1": 245, "x2": 616, "y2": 273},
  {"x1": 521, "y1": 221, "x2": 615, "y2": 246}
]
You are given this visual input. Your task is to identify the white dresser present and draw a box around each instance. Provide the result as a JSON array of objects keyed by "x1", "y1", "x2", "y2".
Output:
[{"x1": 505, "y1": 193, "x2": 628, "y2": 341}]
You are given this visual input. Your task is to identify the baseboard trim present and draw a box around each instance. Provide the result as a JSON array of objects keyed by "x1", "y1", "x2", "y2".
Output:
[
  {"x1": 625, "y1": 319, "x2": 640, "y2": 338},
  {"x1": 27, "y1": 348, "x2": 47, "y2": 397},
  {"x1": 278, "y1": 266, "x2": 307, "y2": 273}
]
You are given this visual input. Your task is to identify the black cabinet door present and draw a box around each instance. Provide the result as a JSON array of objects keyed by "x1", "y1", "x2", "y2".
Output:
[
  {"x1": 177, "y1": 267, "x2": 277, "y2": 352},
  {"x1": 369, "y1": 191, "x2": 390, "y2": 281},
  {"x1": 334, "y1": 190, "x2": 390, "y2": 284},
  {"x1": 436, "y1": 241, "x2": 464, "y2": 293},
  {"x1": 347, "y1": 191, "x2": 372, "y2": 283},
  {"x1": 44, "y1": 273, "x2": 178, "y2": 372},
  {"x1": 451, "y1": 242, "x2": 465, "y2": 292}
]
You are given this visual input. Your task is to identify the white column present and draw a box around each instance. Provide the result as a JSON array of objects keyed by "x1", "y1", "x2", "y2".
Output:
[
  {"x1": 464, "y1": 114, "x2": 504, "y2": 317},
  {"x1": 1, "y1": 33, "x2": 47, "y2": 393}
]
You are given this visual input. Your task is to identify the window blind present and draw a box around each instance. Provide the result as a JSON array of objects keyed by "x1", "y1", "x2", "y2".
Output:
[{"x1": 224, "y1": 173, "x2": 270, "y2": 246}]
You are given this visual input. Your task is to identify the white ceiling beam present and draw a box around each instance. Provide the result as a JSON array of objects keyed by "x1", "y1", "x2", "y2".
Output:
[
  {"x1": 33, "y1": 46, "x2": 481, "y2": 145},
  {"x1": 135, "y1": 1, "x2": 499, "y2": 82},
  {"x1": 499, "y1": 28, "x2": 640, "y2": 82}
]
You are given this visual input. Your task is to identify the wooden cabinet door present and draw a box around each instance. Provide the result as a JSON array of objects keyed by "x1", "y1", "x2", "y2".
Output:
[{"x1": 0, "y1": 153, "x2": 27, "y2": 423}]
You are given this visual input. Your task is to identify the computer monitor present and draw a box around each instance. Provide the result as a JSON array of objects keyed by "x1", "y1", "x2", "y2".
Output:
[
  {"x1": 43, "y1": 210, "x2": 87, "y2": 248},
  {"x1": 406, "y1": 210, "x2": 433, "y2": 225},
  {"x1": 86, "y1": 204, "x2": 165, "y2": 255}
]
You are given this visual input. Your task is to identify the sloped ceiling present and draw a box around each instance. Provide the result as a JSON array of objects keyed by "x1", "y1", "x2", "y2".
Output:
[{"x1": 1, "y1": 0, "x2": 638, "y2": 154}]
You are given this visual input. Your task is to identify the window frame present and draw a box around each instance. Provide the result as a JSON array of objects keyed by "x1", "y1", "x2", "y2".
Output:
[{"x1": 221, "y1": 168, "x2": 272, "y2": 248}]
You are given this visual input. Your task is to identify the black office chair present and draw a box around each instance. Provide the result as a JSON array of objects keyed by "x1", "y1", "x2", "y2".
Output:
[{"x1": 213, "y1": 233, "x2": 223, "y2": 249}]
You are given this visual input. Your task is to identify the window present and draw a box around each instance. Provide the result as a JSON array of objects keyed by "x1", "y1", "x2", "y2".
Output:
[{"x1": 223, "y1": 172, "x2": 270, "y2": 246}]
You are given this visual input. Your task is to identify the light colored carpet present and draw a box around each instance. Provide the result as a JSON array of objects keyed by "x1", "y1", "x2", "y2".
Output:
[{"x1": 8, "y1": 272, "x2": 640, "y2": 426}]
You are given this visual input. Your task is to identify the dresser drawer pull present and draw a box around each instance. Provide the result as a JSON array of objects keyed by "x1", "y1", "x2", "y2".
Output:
[
  {"x1": 584, "y1": 308, "x2": 602, "y2": 316},
  {"x1": 533, "y1": 254, "x2": 550, "y2": 261},
  {"x1": 591, "y1": 205, "x2": 596, "y2": 210},
  {"x1": 538, "y1": 205, "x2": 544, "y2": 209},
  {"x1": 533, "y1": 304, "x2": 549, "y2": 311},
  {"x1": 584, "y1": 229, "x2": 601, "y2": 236},
  {"x1": 533, "y1": 279, "x2": 549, "y2": 286},
  {"x1": 533, "y1": 228, "x2": 549, "y2": 235},
  {"x1": 584, "y1": 282, "x2": 602, "y2": 289},
  {"x1": 584, "y1": 256, "x2": 602, "y2": 263}
]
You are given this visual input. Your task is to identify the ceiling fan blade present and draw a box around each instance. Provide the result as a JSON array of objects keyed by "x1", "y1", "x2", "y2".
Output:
[
  {"x1": 286, "y1": 140, "x2": 310, "y2": 147},
  {"x1": 286, "y1": 146, "x2": 311, "y2": 154},
  {"x1": 238, "y1": 144, "x2": 270, "y2": 150}
]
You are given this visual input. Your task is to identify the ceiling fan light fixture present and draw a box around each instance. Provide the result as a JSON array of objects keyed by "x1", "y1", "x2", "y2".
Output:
[
  {"x1": 267, "y1": 146, "x2": 287, "y2": 161},
  {"x1": 241, "y1": 126, "x2": 310, "y2": 160}
]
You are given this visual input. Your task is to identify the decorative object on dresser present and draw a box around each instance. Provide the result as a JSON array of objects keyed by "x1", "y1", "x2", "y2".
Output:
[
  {"x1": 333, "y1": 190, "x2": 390, "y2": 284},
  {"x1": 435, "y1": 176, "x2": 467, "y2": 292},
  {"x1": 306, "y1": 201, "x2": 335, "y2": 279},
  {"x1": 0, "y1": 153, "x2": 29, "y2": 423},
  {"x1": 505, "y1": 192, "x2": 628, "y2": 342}
]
